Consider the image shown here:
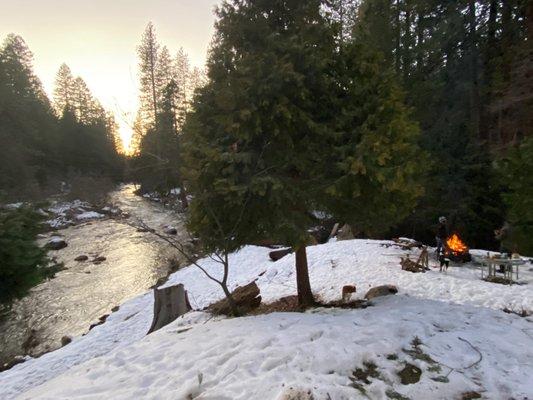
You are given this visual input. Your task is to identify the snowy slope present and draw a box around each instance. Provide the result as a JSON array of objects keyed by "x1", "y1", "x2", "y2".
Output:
[{"x1": 1, "y1": 239, "x2": 532, "y2": 400}]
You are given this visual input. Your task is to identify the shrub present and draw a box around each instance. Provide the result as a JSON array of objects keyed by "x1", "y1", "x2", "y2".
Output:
[{"x1": 0, "y1": 206, "x2": 52, "y2": 304}]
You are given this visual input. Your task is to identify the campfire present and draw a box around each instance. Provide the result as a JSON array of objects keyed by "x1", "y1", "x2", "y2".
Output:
[{"x1": 445, "y1": 233, "x2": 472, "y2": 262}]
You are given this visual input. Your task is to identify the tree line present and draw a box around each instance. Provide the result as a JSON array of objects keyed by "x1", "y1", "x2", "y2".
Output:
[
  {"x1": 129, "y1": 22, "x2": 206, "y2": 198},
  {"x1": 0, "y1": 34, "x2": 123, "y2": 202},
  {"x1": 356, "y1": 0, "x2": 532, "y2": 250}
]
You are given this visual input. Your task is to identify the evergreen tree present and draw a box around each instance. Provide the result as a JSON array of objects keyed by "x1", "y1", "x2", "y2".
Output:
[
  {"x1": 0, "y1": 206, "x2": 53, "y2": 304},
  {"x1": 498, "y1": 137, "x2": 533, "y2": 254},
  {"x1": 183, "y1": 0, "x2": 423, "y2": 306},
  {"x1": 53, "y1": 63, "x2": 76, "y2": 116},
  {"x1": 137, "y1": 22, "x2": 160, "y2": 132},
  {"x1": 0, "y1": 34, "x2": 58, "y2": 199}
]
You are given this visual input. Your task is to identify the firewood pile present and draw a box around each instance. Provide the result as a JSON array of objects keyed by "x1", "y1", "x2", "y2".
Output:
[{"x1": 392, "y1": 237, "x2": 424, "y2": 250}]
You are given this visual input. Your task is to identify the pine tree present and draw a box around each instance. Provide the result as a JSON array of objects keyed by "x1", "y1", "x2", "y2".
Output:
[
  {"x1": 53, "y1": 63, "x2": 76, "y2": 116},
  {"x1": 0, "y1": 206, "x2": 52, "y2": 304},
  {"x1": 0, "y1": 34, "x2": 58, "y2": 197},
  {"x1": 137, "y1": 22, "x2": 160, "y2": 132},
  {"x1": 498, "y1": 137, "x2": 533, "y2": 254},
  {"x1": 324, "y1": 36, "x2": 425, "y2": 239},
  {"x1": 183, "y1": 0, "x2": 423, "y2": 307}
]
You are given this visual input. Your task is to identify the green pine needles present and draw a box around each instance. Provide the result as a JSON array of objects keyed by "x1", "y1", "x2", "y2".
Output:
[{"x1": 182, "y1": 0, "x2": 424, "y2": 306}]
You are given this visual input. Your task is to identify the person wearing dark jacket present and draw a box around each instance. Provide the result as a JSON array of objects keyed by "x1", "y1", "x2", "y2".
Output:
[{"x1": 435, "y1": 216, "x2": 448, "y2": 255}]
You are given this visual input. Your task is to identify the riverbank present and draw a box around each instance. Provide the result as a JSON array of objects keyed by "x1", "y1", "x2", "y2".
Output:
[{"x1": 0, "y1": 184, "x2": 189, "y2": 368}]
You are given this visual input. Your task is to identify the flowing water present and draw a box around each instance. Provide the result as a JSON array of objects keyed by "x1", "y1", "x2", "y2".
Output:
[{"x1": 0, "y1": 184, "x2": 188, "y2": 366}]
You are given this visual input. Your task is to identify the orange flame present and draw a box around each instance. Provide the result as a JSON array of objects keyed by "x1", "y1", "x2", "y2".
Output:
[{"x1": 446, "y1": 233, "x2": 469, "y2": 254}]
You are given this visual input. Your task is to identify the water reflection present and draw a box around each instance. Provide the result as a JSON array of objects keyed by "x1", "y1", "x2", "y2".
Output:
[{"x1": 0, "y1": 184, "x2": 187, "y2": 364}]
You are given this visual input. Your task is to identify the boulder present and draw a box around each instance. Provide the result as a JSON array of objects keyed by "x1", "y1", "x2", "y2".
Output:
[
  {"x1": 74, "y1": 255, "x2": 89, "y2": 262},
  {"x1": 364, "y1": 284, "x2": 398, "y2": 300},
  {"x1": 92, "y1": 256, "x2": 106, "y2": 264},
  {"x1": 164, "y1": 226, "x2": 178, "y2": 235},
  {"x1": 0, "y1": 356, "x2": 26, "y2": 373},
  {"x1": 269, "y1": 248, "x2": 293, "y2": 261},
  {"x1": 60, "y1": 336, "x2": 72, "y2": 346},
  {"x1": 46, "y1": 237, "x2": 67, "y2": 250}
]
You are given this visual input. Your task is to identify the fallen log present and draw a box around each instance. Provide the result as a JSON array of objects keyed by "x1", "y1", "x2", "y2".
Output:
[
  {"x1": 269, "y1": 248, "x2": 293, "y2": 261},
  {"x1": 147, "y1": 283, "x2": 191, "y2": 334},
  {"x1": 208, "y1": 281, "x2": 261, "y2": 316}
]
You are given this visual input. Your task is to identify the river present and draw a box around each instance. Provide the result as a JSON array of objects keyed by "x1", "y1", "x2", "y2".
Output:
[{"x1": 0, "y1": 184, "x2": 188, "y2": 366}]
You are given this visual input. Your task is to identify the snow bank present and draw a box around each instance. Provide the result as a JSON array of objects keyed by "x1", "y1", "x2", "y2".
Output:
[
  {"x1": 14, "y1": 297, "x2": 533, "y2": 400},
  {"x1": 1, "y1": 239, "x2": 532, "y2": 399}
]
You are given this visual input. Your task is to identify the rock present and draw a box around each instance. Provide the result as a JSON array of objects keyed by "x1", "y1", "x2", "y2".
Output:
[
  {"x1": 269, "y1": 248, "x2": 293, "y2": 261},
  {"x1": 208, "y1": 281, "x2": 261, "y2": 315},
  {"x1": 364, "y1": 284, "x2": 398, "y2": 300},
  {"x1": 89, "y1": 314, "x2": 109, "y2": 331},
  {"x1": 164, "y1": 226, "x2": 178, "y2": 235},
  {"x1": 461, "y1": 392, "x2": 482, "y2": 400},
  {"x1": 342, "y1": 285, "x2": 356, "y2": 302},
  {"x1": 398, "y1": 363, "x2": 421, "y2": 385},
  {"x1": 74, "y1": 255, "x2": 89, "y2": 262},
  {"x1": 336, "y1": 224, "x2": 354, "y2": 241},
  {"x1": 92, "y1": 256, "x2": 106, "y2": 264},
  {"x1": 60, "y1": 336, "x2": 72, "y2": 346},
  {"x1": 111, "y1": 305, "x2": 120, "y2": 312},
  {"x1": 46, "y1": 237, "x2": 67, "y2": 250},
  {"x1": 0, "y1": 356, "x2": 27, "y2": 373}
]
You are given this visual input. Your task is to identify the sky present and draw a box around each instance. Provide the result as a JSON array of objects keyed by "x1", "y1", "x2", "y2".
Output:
[{"x1": 0, "y1": 0, "x2": 220, "y2": 151}]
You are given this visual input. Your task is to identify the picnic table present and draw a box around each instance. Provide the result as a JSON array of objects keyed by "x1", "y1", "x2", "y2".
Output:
[{"x1": 480, "y1": 256, "x2": 526, "y2": 282}]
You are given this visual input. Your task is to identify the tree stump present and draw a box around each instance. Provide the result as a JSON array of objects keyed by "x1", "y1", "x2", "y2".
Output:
[{"x1": 147, "y1": 284, "x2": 191, "y2": 334}]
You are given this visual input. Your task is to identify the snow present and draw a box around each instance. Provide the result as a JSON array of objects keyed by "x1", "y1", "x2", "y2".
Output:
[
  {"x1": 74, "y1": 211, "x2": 104, "y2": 220},
  {"x1": 1, "y1": 239, "x2": 532, "y2": 400},
  {"x1": 47, "y1": 200, "x2": 90, "y2": 215},
  {"x1": 5, "y1": 202, "x2": 23, "y2": 209}
]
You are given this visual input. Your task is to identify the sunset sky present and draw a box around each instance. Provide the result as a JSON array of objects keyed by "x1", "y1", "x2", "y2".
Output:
[{"x1": 0, "y1": 0, "x2": 219, "y2": 150}]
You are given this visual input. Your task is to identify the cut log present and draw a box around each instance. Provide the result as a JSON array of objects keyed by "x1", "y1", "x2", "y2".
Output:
[
  {"x1": 269, "y1": 248, "x2": 293, "y2": 261},
  {"x1": 328, "y1": 222, "x2": 340, "y2": 241},
  {"x1": 147, "y1": 284, "x2": 191, "y2": 334},
  {"x1": 336, "y1": 224, "x2": 354, "y2": 241},
  {"x1": 208, "y1": 282, "x2": 261, "y2": 315}
]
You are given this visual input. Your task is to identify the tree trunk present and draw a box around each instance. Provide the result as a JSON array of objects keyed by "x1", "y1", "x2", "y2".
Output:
[
  {"x1": 403, "y1": 2, "x2": 412, "y2": 82},
  {"x1": 395, "y1": 0, "x2": 401, "y2": 75},
  {"x1": 295, "y1": 245, "x2": 314, "y2": 307},
  {"x1": 526, "y1": 1, "x2": 533, "y2": 42},
  {"x1": 221, "y1": 284, "x2": 241, "y2": 317},
  {"x1": 179, "y1": 184, "x2": 188, "y2": 208},
  {"x1": 468, "y1": 0, "x2": 481, "y2": 140},
  {"x1": 416, "y1": 10, "x2": 424, "y2": 74}
]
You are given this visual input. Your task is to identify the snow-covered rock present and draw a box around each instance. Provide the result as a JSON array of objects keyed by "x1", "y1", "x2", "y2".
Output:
[{"x1": 74, "y1": 211, "x2": 104, "y2": 221}]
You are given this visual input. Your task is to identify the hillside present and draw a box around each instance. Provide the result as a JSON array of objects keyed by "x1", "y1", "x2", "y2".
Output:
[{"x1": 1, "y1": 239, "x2": 532, "y2": 399}]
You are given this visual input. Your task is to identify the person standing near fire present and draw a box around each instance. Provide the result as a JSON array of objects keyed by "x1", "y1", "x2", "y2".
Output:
[
  {"x1": 435, "y1": 216, "x2": 450, "y2": 271},
  {"x1": 435, "y1": 216, "x2": 448, "y2": 255}
]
